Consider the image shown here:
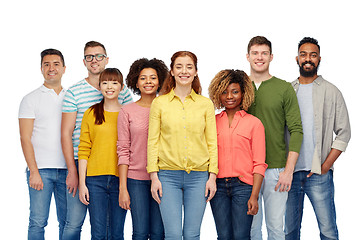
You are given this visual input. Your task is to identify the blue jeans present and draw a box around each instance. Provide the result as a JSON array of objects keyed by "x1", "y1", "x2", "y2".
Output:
[
  {"x1": 158, "y1": 170, "x2": 208, "y2": 240},
  {"x1": 62, "y1": 161, "x2": 88, "y2": 240},
  {"x1": 62, "y1": 162, "x2": 112, "y2": 240},
  {"x1": 27, "y1": 169, "x2": 67, "y2": 240},
  {"x1": 210, "y1": 177, "x2": 253, "y2": 240},
  {"x1": 127, "y1": 178, "x2": 164, "y2": 240},
  {"x1": 251, "y1": 168, "x2": 288, "y2": 240},
  {"x1": 285, "y1": 170, "x2": 338, "y2": 240},
  {"x1": 86, "y1": 175, "x2": 127, "y2": 240}
]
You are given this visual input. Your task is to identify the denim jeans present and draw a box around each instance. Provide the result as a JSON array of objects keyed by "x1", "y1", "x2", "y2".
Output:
[
  {"x1": 285, "y1": 170, "x2": 338, "y2": 240},
  {"x1": 251, "y1": 168, "x2": 288, "y2": 240},
  {"x1": 158, "y1": 170, "x2": 208, "y2": 240},
  {"x1": 27, "y1": 169, "x2": 67, "y2": 240},
  {"x1": 86, "y1": 175, "x2": 127, "y2": 240},
  {"x1": 210, "y1": 177, "x2": 253, "y2": 240},
  {"x1": 62, "y1": 161, "x2": 88, "y2": 240},
  {"x1": 127, "y1": 178, "x2": 164, "y2": 240}
]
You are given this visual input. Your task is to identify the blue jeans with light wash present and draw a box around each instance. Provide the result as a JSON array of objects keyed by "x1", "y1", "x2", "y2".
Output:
[
  {"x1": 210, "y1": 177, "x2": 254, "y2": 240},
  {"x1": 86, "y1": 175, "x2": 127, "y2": 240},
  {"x1": 251, "y1": 168, "x2": 288, "y2": 240},
  {"x1": 62, "y1": 160, "x2": 87, "y2": 240},
  {"x1": 158, "y1": 170, "x2": 208, "y2": 240},
  {"x1": 27, "y1": 168, "x2": 67, "y2": 240},
  {"x1": 127, "y1": 178, "x2": 164, "y2": 240},
  {"x1": 285, "y1": 170, "x2": 338, "y2": 240}
]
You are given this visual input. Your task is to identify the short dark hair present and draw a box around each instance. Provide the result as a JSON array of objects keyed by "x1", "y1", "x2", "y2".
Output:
[
  {"x1": 126, "y1": 58, "x2": 168, "y2": 95},
  {"x1": 41, "y1": 49, "x2": 65, "y2": 66},
  {"x1": 247, "y1": 36, "x2": 272, "y2": 54},
  {"x1": 84, "y1": 41, "x2": 107, "y2": 55},
  {"x1": 298, "y1": 37, "x2": 320, "y2": 52}
]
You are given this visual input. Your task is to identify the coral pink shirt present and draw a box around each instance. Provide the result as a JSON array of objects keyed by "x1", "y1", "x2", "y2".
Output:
[
  {"x1": 216, "y1": 110, "x2": 267, "y2": 185},
  {"x1": 117, "y1": 103, "x2": 151, "y2": 180}
]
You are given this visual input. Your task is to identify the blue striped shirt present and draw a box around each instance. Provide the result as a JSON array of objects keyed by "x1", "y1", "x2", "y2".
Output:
[{"x1": 62, "y1": 79, "x2": 133, "y2": 159}]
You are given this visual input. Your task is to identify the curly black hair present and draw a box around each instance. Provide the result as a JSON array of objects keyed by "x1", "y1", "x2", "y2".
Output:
[{"x1": 126, "y1": 58, "x2": 169, "y2": 95}]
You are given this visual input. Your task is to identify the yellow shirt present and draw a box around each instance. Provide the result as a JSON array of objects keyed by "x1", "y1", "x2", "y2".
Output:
[
  {"x1": 147, "y1": 89, "x2": 218, "y2": 174},
  {"x1": 78, "y1": 108, "x2": 119, "y2": 176}
]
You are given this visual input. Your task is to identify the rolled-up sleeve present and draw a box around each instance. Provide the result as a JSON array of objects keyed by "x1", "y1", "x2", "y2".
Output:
[
  {"x1": 252, "y1": 122, "x2": 267, "y2": 177},
  {"x1": 332, "y1": 90, "x2": 351, "y2": 151}
]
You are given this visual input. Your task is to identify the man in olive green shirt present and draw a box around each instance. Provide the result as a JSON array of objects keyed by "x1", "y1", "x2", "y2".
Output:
[{"x1": 247, "y1": 36, "x2": 303, "y2": 240}]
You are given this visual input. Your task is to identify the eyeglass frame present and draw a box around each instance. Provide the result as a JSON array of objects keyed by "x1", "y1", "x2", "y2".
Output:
[{"x1": 84, "y1": 54, "x2": 107, "y2": 62}]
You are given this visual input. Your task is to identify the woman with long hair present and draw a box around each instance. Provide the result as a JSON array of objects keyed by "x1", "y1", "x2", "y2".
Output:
[
  {"x1": 147, "y1": 51, "x2": 218, "y2": 240},
  {"x1": 117, "y1": 58, "x2": 168, "y2": 240},
  {"x1": 78, "y1": 68, "x2": 127, "y2": 240}
]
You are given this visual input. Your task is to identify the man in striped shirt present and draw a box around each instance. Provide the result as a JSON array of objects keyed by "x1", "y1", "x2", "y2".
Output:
[{"x1": 61, "y1": 41, "x2": 132, "y2": 240}]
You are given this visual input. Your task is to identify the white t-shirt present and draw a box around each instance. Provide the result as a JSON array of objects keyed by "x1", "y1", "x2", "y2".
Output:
[{"x1": 19, "y1": 85, "x2": 67, "y2": 169}]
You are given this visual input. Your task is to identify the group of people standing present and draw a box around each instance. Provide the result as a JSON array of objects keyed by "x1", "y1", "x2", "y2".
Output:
[{"x1": 19, "y1": 36, "x2": 351, "y2": 240}]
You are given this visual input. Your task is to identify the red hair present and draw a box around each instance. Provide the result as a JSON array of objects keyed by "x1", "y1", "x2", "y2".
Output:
[{"x1": 160, "y1": 51, "x2": 202, "y2": 95}]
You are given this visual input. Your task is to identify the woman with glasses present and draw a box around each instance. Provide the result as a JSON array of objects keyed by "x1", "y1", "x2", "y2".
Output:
[
  {"x1": 147, "y1": 51, "x2": 218, "y2": 240},
  {"x1": 117, "y1": 58, "x2": 168, "y2": 240},
  {"x1": 78, "y1": 68, "x2": 127, "y2": 239}
]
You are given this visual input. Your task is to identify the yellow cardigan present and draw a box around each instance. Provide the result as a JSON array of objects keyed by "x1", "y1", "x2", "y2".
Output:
[{"x1": 78, "y1": 108, "x2": 119, "y2": 177}]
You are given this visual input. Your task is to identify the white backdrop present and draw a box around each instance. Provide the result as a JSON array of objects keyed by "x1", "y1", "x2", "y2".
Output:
[{"x1": 1, "y1": 0, "x2": 359, "y2": 239}]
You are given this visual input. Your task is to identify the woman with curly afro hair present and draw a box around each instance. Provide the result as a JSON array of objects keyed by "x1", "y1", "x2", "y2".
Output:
[
  {"x1": 117, "y1": 58, "x2": 168, "y2": 240},
  {"x1": 208, "y1": 69, "x2": 267, "y2": 239}
]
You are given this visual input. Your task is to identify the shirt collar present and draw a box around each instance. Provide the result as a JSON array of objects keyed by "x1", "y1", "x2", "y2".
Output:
[
  {"x1": 294, "y1": 75, "x2": 324, "y2": 87},
  {"x1": 168, "y1": 88, "x2": 197, "y2": 102},
  {"x1": 313, "y1": 75, "x2": 324, "y2": 85},
  {"x1": 218, "y1": 110, "x2": 247, "y2": 118},
  {"x1": 40, "y1": 84, "x2": 65, "y2": 94}
]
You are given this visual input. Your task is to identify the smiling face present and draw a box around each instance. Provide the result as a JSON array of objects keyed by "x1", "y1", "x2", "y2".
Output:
[
  {"x1": 136, "y1": 68, "x2": 159, "y2": 96},
  {"x1": 100, "y1": 80, "x2": 122, "y2": 100},
  {"x1": 41, "y1": 55, "x2": 66, "y2": 85},
  {"x1": 83, "y1": 46, "x2": 109, "y2": 76},
  {"x1": 220, "y1": 83, "x2": 242, "y2": 112},
  {"x1": 171, "y1": 56, "x2": 197, "y2": 88},
  {"x1": 297, "y1": 43, "x2": 321, "y2": 78},
  {"x1": 247, "y1": 44, "x2": 273, "y2": 74}
]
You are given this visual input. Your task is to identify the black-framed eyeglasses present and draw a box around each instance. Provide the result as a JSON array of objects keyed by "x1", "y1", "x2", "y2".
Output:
[{"x1": 84, "y1": 54, "x2": 107, "y2": 62}]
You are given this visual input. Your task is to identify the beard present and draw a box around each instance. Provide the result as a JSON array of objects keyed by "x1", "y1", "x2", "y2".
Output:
[{"x1": 298, "y1": 60, "x2": 320, "y2": 78}]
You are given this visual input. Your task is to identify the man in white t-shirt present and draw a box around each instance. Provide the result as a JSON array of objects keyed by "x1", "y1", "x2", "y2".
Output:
[{"x1": 19, "y1": 49, "x2": 67, "y2": 240}]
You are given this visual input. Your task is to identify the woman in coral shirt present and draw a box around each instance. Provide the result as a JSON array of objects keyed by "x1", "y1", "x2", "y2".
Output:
[{"x1": 208, "y1": 69, "x2": 267, "y2": 239}]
